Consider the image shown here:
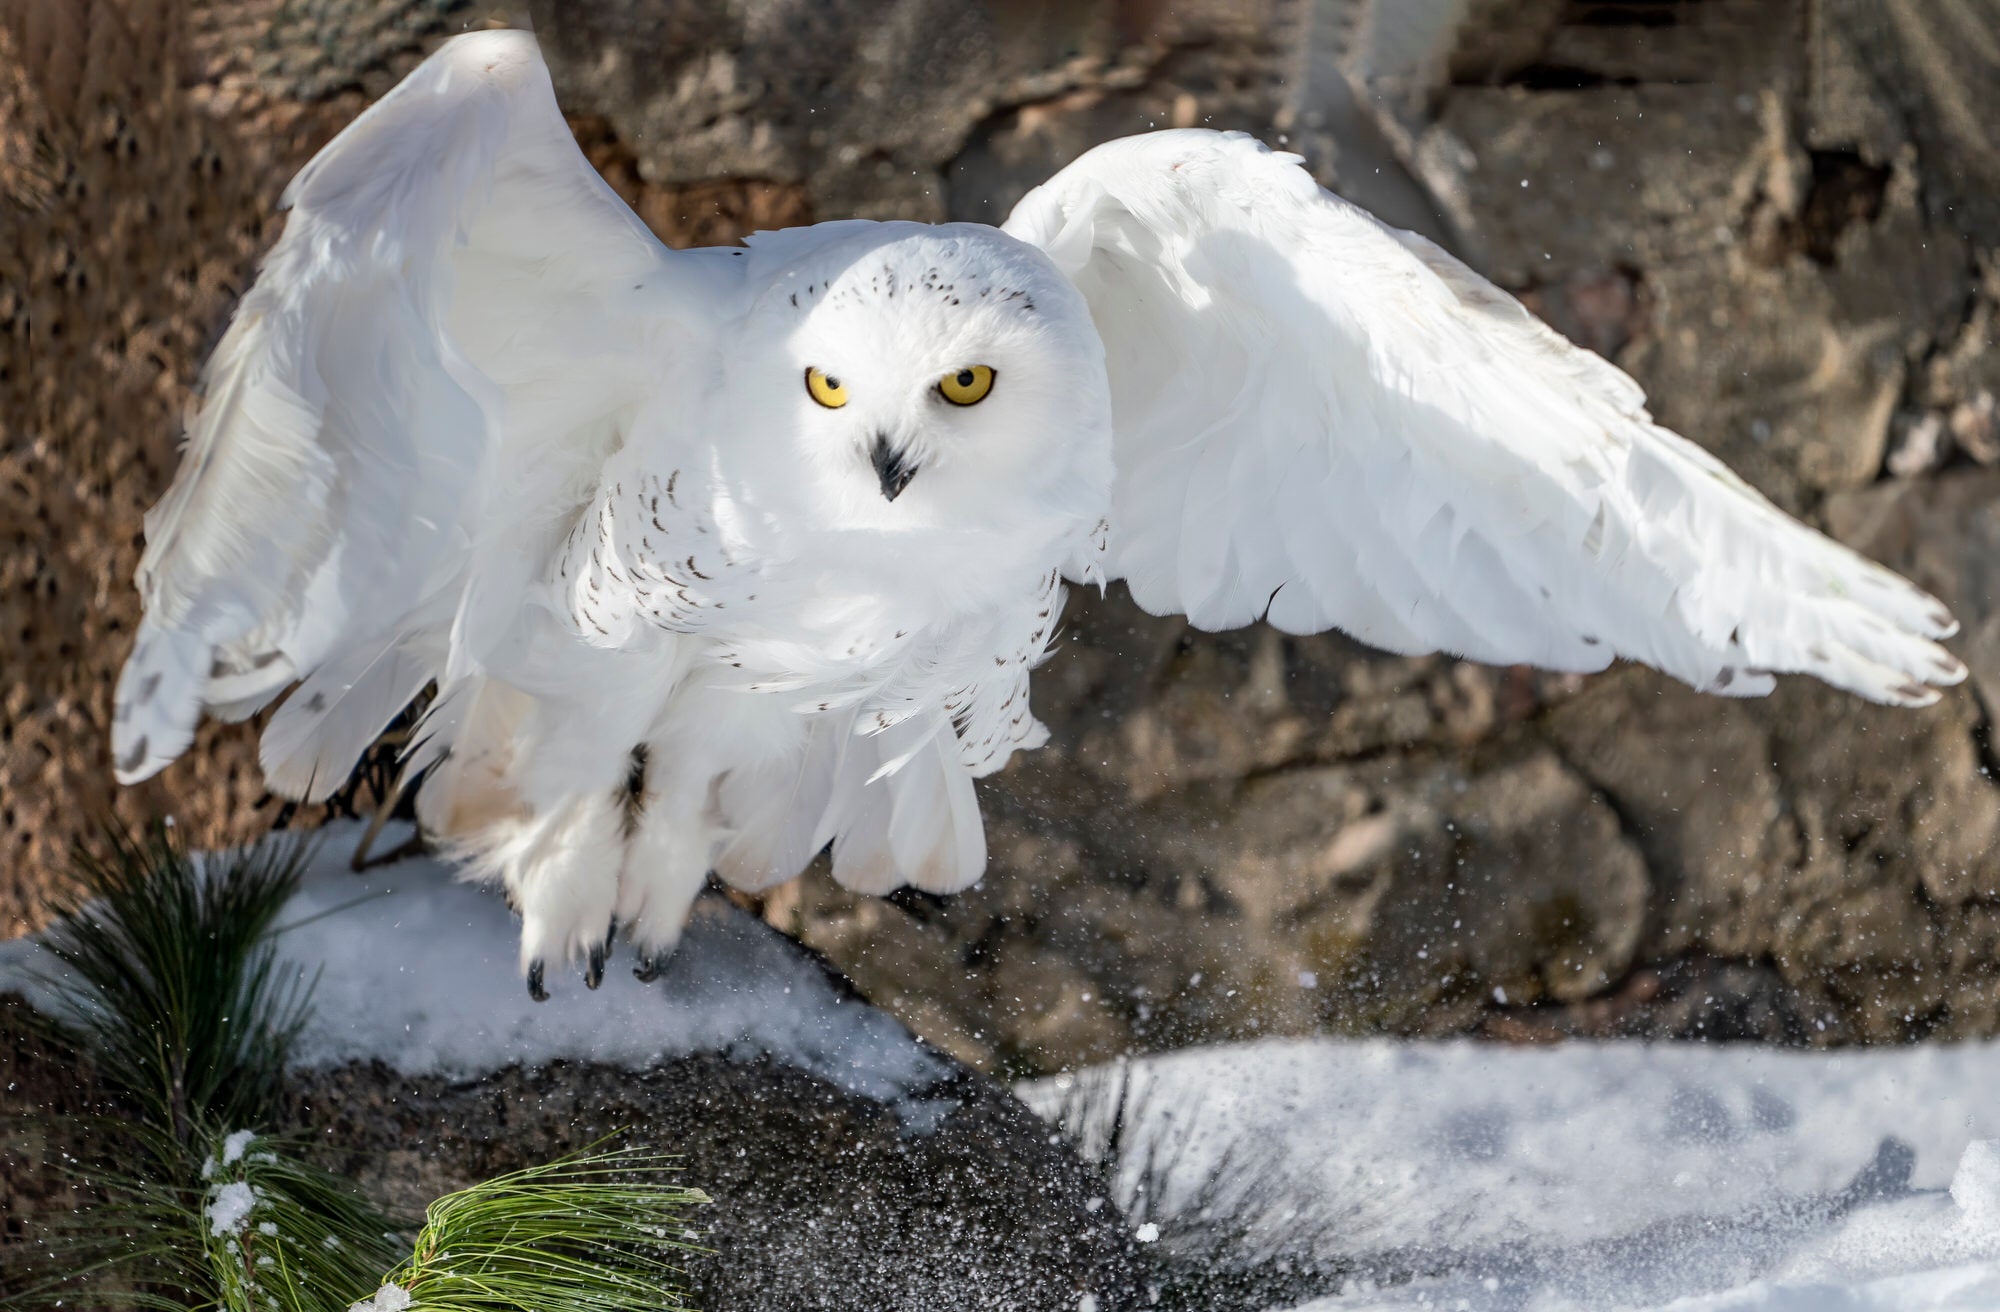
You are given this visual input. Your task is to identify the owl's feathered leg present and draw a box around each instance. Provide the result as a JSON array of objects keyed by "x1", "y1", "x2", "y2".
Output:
[
  {"x1": 617, "y1": 747, "x2": 725, "y2": 981},
  {"x1": 611, "y1": 673, "x2": 815, "y2": 979},
  {"x1": 450, "y1": 790, "x2": 628, "y2": 998},
  {"x1": 412, "y1": 676, "x2": 648, "y2": 1000},
  {"x1": 621, "y1": 803, "x2": 719, "y2": 982}
]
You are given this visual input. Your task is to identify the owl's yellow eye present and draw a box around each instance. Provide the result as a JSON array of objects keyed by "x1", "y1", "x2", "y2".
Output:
[
  {"x1": 805, "y1": 367, "x2": 848, "y2": 409},
  {"x1": 938, "y1": 365, "x2": 995, "y2": 407}
]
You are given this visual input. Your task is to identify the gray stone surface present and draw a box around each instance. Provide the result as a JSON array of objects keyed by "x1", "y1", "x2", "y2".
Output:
[{"x1": 297, "y1": 1051, "x2": 1144, "y2": 1310}]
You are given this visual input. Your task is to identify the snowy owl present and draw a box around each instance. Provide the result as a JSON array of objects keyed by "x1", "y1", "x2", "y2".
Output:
[{"x1": 112, "y1": 31, "x2": 1964, "y2": 998}]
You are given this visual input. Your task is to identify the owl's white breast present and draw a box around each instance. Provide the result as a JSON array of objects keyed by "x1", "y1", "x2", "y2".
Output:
[{"x1": 705, "y1": 465, "x2": 1088, "y2": 697}]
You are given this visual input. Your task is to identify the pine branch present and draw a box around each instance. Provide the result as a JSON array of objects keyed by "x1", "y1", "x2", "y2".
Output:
[
  {"x1": 31, "y1": 821, "x2": 315, "y2": 1144},
  {"x1": 361, "y1": 1145, "x2": 708, "y2": 1312},
  {"x1": 198, "y1": 1130, "x2": 405, "y2": 1312}
]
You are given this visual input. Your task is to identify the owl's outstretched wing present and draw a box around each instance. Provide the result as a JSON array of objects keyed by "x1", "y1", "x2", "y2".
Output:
[
  {"x1": 1004, "y1": 130, "x2": 1965, "y2": 706},
  {"x1": 113, "y1": 31, "x2": 717, "y2": 792}
]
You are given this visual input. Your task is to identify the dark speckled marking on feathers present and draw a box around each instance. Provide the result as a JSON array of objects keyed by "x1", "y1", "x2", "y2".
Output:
[{"x1": 565, "y1": 467, "x2": 765, "y2": 639}]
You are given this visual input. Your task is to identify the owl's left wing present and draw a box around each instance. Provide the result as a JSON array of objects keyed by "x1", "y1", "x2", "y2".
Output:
[{"x1": 1003, "y1": 130, "x2": 1965, "y2": 706}]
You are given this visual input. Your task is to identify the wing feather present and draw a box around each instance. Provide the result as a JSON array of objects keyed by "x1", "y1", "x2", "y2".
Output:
[
  {"x1": 113, "y1": 31, "x2": 707, "y2": 792},
  {"x1": 259, "y1": 628, "x2": 441, "y2": 802},
  {"x1": 1004, "y1": 130, "x2": 1964, "y2": 706}
]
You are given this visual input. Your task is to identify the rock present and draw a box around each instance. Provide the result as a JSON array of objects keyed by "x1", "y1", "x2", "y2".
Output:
[
  {"x1": 784, "y1": 714, "x2": 1654, "y2": 1067},
  {"x1": 0, "y1": 881, "x2": 1145, "y2": 1309},
  {"x1": 1810, "y1": 1, "x2": 2000, "y2": 246},
  {"x1": 0, "y1": 1016, "x2": 1144, "y2": 1308},
  {"x1": 0, "y1": 1001, "x2": 108, "y2": 1272},
  {"x1": 1419, "y1": 6, "x2": 1973, "y2": 513},
  {"x1": 527, "y1": 0, "x2": 1290, "y2": 224},
  {"x1": 296, "y1": 1051, "x2": 1141, "y2": 1309}
]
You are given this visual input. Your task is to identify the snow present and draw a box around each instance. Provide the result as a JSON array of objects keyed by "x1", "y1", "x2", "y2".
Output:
[
  {"x1": 0, "y1": 821, "x2": 947, "y2": 1113},
  {"x1": 205, "y1": 1180, "x2": 258, "y2": 1236},
  {"x1": 348, "y1": 1283, "x2": 411, "y2": 1312},
  {"x1": 218, "y1": 1128, "x2": 256, "y2": 1167},
  {"x1": 1020, "y1": 1040, "x2": 2000, "y2": 1312}
]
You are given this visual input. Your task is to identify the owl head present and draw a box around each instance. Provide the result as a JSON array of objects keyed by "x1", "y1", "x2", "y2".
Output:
[{"x1": 725, "y1": 222, "x2": 1114, "y2": 537}]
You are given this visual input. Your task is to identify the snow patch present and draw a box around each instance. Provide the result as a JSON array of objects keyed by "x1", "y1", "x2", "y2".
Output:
[
  {"x1": 218, "y1": 1128, "x2": 256, "y2": 1167},
  {"x1": 1023, "y1": 1040, "x2": 2000, "y2": 1312},
  {"x1": 0, "y1": 822, "x2": 948, "y2": 1117},
  {"x1": 1950, "y1": 1139, "x2": 2000, "y2": 1229}
]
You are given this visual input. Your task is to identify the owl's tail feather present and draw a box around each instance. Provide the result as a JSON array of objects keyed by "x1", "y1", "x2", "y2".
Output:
[
  {"x1": 713, "y1": 716, "x2": 987, "y2": 898},
  {"x1": 845, "y1": 725, "x2": 986, "y2": 897},
  {"x1": 712, "y1": 717, "x2": 846, "y2": 893}
]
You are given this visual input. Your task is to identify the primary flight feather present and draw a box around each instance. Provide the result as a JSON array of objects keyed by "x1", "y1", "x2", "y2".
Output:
[{"x1": 112, "y1": 32, "x2": 1965, "y2": 998}]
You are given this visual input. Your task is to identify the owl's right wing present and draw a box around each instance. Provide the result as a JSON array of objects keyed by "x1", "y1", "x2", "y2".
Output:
[
  {"x1": 113, "y1": 31, "x2": 723, "y2": 793},
  {"x1": 1005, "y1": 131, "x2": 1964, "y2": 706}
]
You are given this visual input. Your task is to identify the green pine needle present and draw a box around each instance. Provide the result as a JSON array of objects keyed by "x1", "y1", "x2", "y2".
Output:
[
  {"x1": 1, "y1": 1125, "x2": 212, "y2": 1311},
  {"x1": 33, "y1": 822, "x2": 316, "y2": 1145},
  {"x1": 364, "y1": 1145, "x2": 709, "y2": 1312}
]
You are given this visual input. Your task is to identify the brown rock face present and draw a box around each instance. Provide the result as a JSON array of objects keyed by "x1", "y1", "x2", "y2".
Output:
[
  {"x1": 703, "y1": 0, "x2": 2000, "y2": 1067},
  {"x1": 9, "y1": 0, "x2": 2000, "y2": 1067}
]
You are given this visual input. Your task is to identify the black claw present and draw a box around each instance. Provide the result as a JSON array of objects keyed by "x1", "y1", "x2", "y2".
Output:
[
  {"x1": 585, "y1": 942, "x2": 606, "y2": 990},
  {"x1": 633, "y1": 951, "x2": 666, "y2": 984},
  {"x1": 526, "y1": 959, "x2": 548, "y2": 1003}
]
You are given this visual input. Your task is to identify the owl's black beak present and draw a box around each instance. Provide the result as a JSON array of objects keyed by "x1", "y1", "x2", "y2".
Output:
[{"x1": 871, "y1": 433, "x2": 919, "y2": 502}]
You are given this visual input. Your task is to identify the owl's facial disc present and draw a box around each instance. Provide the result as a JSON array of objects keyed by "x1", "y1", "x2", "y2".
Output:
[{"x1": 742, "y1": 222, "x2": 1111, "y2": 527}]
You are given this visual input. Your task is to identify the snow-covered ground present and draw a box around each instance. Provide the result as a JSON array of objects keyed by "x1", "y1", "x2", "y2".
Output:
[
  {"x1": 0, "y1": 821, "x2": 948, "y2": 1111},
  {"x1": 1021, "y1": 1041, "x2": 2000, "y2": 1312},
  {"x1": 9, "y1": 823, "x2": 2000, "y2": 1309}
]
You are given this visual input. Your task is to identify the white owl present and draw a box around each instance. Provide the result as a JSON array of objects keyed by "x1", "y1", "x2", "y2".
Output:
[{"x1": 113, "y1": 32, "x2": 1964, "y2": 998}]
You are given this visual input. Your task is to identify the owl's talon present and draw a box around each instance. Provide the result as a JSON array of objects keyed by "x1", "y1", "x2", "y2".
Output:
[
  {"x1": 526, "y1": 959, "x2": 548, "y2": 1003},
  {"x1": 633, "y1": 951, "x2": 667, "y2": 983},
  {"x1": 585, "y1": 940, "x2": 607, "y2": 990}
]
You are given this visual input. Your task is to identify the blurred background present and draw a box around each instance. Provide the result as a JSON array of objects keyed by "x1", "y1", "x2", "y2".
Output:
[{"x1": 6, "y1": 0, "x2": 2000, "y2": 1081}]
